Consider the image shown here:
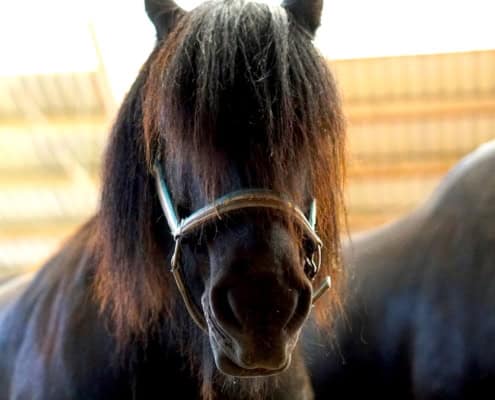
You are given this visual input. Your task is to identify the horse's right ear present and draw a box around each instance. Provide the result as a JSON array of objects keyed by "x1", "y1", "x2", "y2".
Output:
[
  {"x1": 282, "y1": 0, "x2": 323, "y2": 36},
  {"x1": 145, "y1": 0, "x2": 185, "y2": 41}
]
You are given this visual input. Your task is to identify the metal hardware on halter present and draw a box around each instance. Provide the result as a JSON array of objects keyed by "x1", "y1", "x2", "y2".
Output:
[
  {"x1": 312, "y1": 276, "x2": 332, "y2": 303},
  {"x1": 304, "y1": 242, "x2": 322, "y2": 280},
  {"x1": 153, "y1": 161, "x2": 332, "y2": 332}
]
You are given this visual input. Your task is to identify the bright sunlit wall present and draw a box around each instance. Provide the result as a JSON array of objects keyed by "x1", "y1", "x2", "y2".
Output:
[{"x1": 1, "y1": 0, "x2": 493, "y2": 103}]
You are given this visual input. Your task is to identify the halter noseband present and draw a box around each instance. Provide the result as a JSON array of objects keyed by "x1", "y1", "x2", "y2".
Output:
[{"x1": 153, "y1": 162, "x2": 332, "y2": 332}]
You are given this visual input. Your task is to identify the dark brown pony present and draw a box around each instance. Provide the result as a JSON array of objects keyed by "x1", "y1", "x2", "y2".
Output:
[
  {"x1": 0, "y1": 1, "x2": 345, "y2": 398},
  {"x1": 307, "y1": 141, "x2": 495, "y2": 399}
]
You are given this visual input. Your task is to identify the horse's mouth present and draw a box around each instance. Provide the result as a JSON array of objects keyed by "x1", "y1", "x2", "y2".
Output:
[
  {"x1": 208, "y1": 319, "x2": 291, "y2": 377},
  {"x1": 215, "y1": 350, "x2": 291, "y2": 377}
]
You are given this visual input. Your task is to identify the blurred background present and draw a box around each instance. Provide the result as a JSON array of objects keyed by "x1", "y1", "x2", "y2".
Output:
[{"x1": 0, "y1": 0, "x2": 494, "y2": 277}]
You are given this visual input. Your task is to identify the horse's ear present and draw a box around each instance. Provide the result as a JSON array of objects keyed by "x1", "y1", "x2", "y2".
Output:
[
  {"x1": 282, "y1": 0, "x2": 323, "y2": 35},
  {"x1": 145, "y1": 0, "x2": 185, "y2": 40}
]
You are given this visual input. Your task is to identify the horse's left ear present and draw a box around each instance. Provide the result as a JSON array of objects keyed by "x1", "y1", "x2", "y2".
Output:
[
  {"x1": 145, "y1": 0, "x2": 186, "y2": 40},
  {"x1": 282, "y1": 0, "x2": 323, "y2": 35}
]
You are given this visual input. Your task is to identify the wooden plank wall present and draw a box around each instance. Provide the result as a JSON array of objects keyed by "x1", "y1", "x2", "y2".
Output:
[
  {"x1": 331, "y1": 50, "x2": 495, "y2": 231},
  {"x1": 0, "y1": 50, "x2": 494, "y2": 275}
]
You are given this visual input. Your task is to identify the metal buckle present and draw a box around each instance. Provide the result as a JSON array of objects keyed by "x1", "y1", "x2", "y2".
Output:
[{"x1": 304, "y1": 243, "x2": 322, "y2": 280}]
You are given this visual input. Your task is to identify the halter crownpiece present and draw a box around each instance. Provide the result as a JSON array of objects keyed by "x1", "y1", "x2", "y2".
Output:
[{"x1": 153, "y1": 161, "x2": 331, "y2": 332}]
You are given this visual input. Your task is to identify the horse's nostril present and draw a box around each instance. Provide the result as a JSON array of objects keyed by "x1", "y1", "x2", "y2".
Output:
[
  {"x1": 227, "y1": 290, "x2": 245, "y2": 330},
  {"x1": 210, "y1": 287, "x2": 243, "y2": 333},
  {"x1": 211, "y1": 279, "x2": 311, "y2": 338},
  {"x1": 284, "y1": 283, "x2": 312, "y2": 334}
]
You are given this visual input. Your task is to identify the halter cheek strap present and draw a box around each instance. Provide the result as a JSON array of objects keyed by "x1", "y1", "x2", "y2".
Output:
[{"x1": 153, "y1": 162, "x2": 331, "y2": 332}]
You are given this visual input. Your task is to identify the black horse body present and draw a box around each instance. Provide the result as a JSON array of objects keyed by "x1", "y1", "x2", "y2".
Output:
[{"x1": 309, "y1": 140, "x2": 495, "y2": 399}]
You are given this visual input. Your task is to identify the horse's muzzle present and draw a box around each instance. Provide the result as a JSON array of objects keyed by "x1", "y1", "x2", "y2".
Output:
[{"x1": 205, "y1": 272, "x2": 311, "y2": 376}]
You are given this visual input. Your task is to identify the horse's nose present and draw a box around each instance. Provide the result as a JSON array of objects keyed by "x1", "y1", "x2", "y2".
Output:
[
  {"x1": 209, "y1": 274, "x2": 312, "y2": 370},
  {"x1": 210, "y1": 273, "x2": 312, "y2": 359}
]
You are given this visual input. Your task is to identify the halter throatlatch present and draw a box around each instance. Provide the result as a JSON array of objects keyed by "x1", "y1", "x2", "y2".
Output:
[{"x1": 153, "y1": 162, "x2": 332, "y2": 332}]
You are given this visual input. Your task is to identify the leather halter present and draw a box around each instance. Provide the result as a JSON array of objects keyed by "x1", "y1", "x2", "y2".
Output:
[{"x1": 153, "y1": 162, "x2": 332, "y2": 332}]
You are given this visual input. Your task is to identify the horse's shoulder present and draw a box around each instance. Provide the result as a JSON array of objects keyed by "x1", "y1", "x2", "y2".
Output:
[
  {"x1": 0, "y1": 273, "x2": 35, "y2": 307},
  {"x1": 427, "y1": 140, "x2": 495, "y2": 215},
  {"x1": 0, "y1": 216, "x2": 99, "y2": 347},
  {"x1": 0, "y1": 217, "x2": 113, "y2": 399}
]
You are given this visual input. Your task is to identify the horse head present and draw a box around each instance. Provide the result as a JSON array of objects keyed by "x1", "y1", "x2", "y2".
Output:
[{"x1": 97, "y1": 0, "x2": 345, "y2": 383}]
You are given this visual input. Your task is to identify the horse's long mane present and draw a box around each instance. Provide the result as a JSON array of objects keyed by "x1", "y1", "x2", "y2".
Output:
[{"x1": 95, "y1": 0, "x2": 345, "y2": 348}]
